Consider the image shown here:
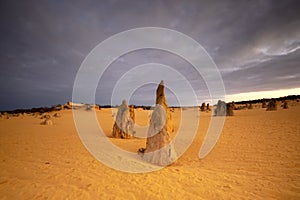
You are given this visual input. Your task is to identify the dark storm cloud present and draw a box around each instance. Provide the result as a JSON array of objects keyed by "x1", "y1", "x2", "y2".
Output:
[
  {"x1": 222, "y1": 50, "x2": 300, "y2": 94},
  {"x1": 0, "y1": 0, "x2": 299, "y2": 110}
]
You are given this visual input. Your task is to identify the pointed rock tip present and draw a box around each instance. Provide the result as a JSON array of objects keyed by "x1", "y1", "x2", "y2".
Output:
[{"x1": 122, "y1": 99, "x2": 127, "y2": 105}]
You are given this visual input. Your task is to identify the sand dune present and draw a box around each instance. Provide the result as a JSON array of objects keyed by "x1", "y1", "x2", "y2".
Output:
[{"x1": 0, "y1": 103, "x2": 299, "y2": 199}]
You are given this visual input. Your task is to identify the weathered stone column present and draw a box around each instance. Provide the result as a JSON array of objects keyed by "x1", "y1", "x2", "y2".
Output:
[
  {"x1": 266, "y1": 99, "x2": 277, "y2": 111},
  {"x1": 142, "y1": 80, "x2": 176, "y2": 165},
  {"x1": 214, "y1": 100, "x2": 234, "y2": 116},
  {"x1": 112, "y1": 100, "x2": 134, "y2": 139},
  {"x1": 155, "y1": 80, "x2": 174, "y2": 133}
]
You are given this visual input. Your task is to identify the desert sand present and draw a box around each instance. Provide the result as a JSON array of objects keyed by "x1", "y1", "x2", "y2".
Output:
[{"x1": 0, "y1": 102, "x2": 300, "y2": 199}]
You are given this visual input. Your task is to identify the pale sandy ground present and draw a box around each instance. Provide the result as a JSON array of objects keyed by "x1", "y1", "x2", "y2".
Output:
[{"x1": 0, "y1": 102, "x2": 299, "y2": 199}]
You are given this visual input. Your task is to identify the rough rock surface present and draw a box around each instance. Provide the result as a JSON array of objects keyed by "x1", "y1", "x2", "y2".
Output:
[
  {"x1": 282, "y1": 101, "x2": 288, "y2": 109},
  {"x1": 214, "y1": 100, "x2": 234, "y2": 116},
  {"x1": 266, "y1": 100, "x2": 277, "y2": 111},
  {"x1": 200, "y1": 103, "x2": 206, "y2": 112},
  {"x1": 248, "y1": 103, "x2": 253, "y2": 109},
  {"x1": 41, "y1": 118, "x2": 53, "y2": 125},
  {"x1": 129, "y1": 105, "x2": 135, "y2": 122},
  {"x1": 262, "y1": 101, "x2": 267, "y2": 108},
  {"x1": 111, "y1": 100, "x2": 134, "y2": 139},
  {"x1": 142, "y1": 81, "x2": 176, "y2": 166},
  {"x1": 214, "y1": 100, "x2": 226, "y2": 116},
  {"x1": 155, "y1": 80, "x2": 174, "y2": 133},
  {"x1": 206, "y1": 103, "x2": 211, "y2": 111},
  {"x1": 53, "y1": 113, "x2": 61, "y2": 118}
]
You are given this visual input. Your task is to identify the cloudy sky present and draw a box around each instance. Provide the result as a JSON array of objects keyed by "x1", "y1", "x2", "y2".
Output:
[{"x1": 1, "y1": 0, "x2": 299, "y2": 110}]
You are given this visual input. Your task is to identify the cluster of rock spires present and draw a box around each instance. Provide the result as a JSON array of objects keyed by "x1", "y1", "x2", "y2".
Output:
[
  {"x1": 40, "y1": 112, "x2": 61, "y2": 125},
  {"x1": 214, "y1": 100, "x2": 234, "y2": 116},
  {"x1": 264, "y1": 100, "x2": 289, "y2": 111},
  {"x1": 2, "y1": 80, "x2": 296, "y2": 166},
  {"x1": 200, "y1": 103, "x2": 210, "y2": 112},
  {"x1": 40, "y1": 114, "x2": 50, "y2": 125},
  {"x1": 111, "y1": 80, "x2": 176, "y2": 165},
  {"x1": 40, "y1": 116, "x2": 53, "y2": 125}
]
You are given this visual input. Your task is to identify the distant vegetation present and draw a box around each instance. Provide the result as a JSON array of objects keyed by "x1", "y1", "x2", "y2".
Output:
[
  {"x1": 1, "y1": 95, "x2": 299, "y2": 114},
  {"x1": 232, "y1": 95, "x2": 300, "y2": 105},
  {"x1": 1, "y1": 105, "x2": 64, "y2": 115}
]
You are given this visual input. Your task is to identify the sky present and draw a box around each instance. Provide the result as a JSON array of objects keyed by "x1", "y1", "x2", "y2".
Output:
[{"x1": 0, "y1": 0, "x2": 300, "y2": 110}]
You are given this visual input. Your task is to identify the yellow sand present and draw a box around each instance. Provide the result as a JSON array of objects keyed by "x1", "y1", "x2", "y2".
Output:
[{"x1": 0, "y1": 103, "x2": 299, "y2": 199}]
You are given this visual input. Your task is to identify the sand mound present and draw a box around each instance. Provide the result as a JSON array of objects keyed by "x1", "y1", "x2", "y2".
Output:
[
  {"x1": 53, "y1": 113, "x2": 61, "y2": 118},
  {"x1": 40, "y1": 114, "x2": 51, "y2": 119},
  {"x1": 40, "y1": 118, "x2": 53, "y2": 125}
]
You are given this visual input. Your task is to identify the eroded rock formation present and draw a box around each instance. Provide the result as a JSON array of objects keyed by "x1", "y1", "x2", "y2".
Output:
[
  {"x1": 206, "y1": 103, "x2": 211, "y2": 111},
  {"x1": 155, "y1": 80, "x2": 174, "y2": 133},
  {"x1": 129, "y1": 105, "x2": 135, "y2": 122},
  {"x1": 262, "y1": 100, "x2": 267, "y2": 108},
  {"x1": 141, "y1": 80, "x2": 176, "y2": 165},
  {"x1": 41, "y1": 118, "x2": 53, "y2": 125},
  {"x1": 266, "y1": 100, "x2": 277, "y2": 111},
  {"x1": 111, "y1": 100, "x2": 134, "y2": 139},
  {"x1": 214, "y1": 100, "x2": 234, "y2": 116},
  {"x1": 200, "y1": 103, "x2": 206, "y2": 112},
  {"x1": 282, "y1": 101, "x2": 288, "y2": 109},
  {"x1": 248, "y1": 103, "x2": 253, "y2": 109}
]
